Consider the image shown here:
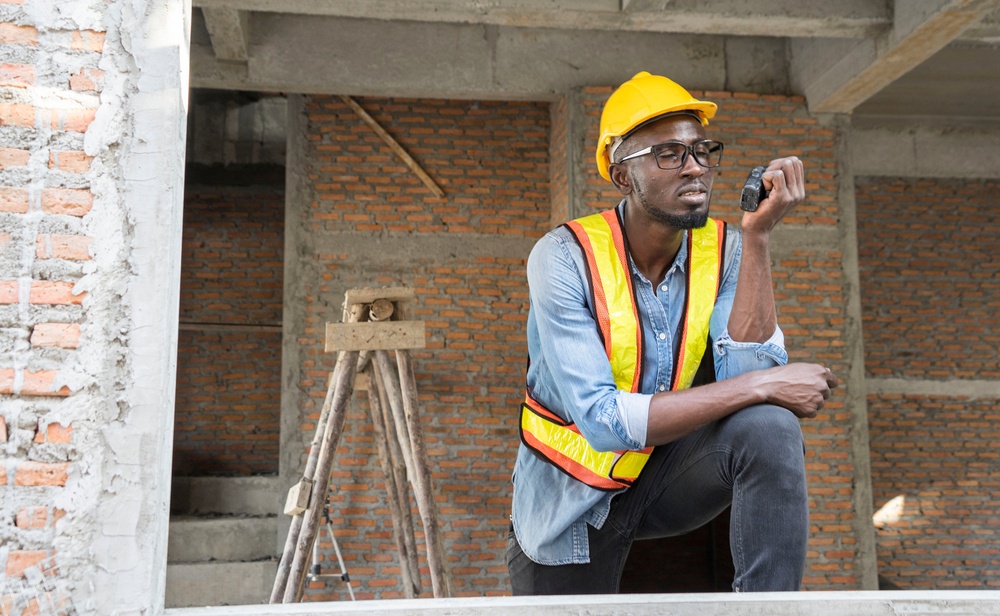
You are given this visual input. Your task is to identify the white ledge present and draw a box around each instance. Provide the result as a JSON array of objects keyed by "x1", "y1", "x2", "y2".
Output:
[{"x1": 166, "y1": 590, "x2": 1000, "y2": 616}]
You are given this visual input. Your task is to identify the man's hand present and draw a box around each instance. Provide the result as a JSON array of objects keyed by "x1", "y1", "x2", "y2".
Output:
[
  {"x1": 741, "y1": 156, "x2": 805, "y2": 236},
  {"x1": 753, "y1": 363, "x2": 838, "y2": 419}
]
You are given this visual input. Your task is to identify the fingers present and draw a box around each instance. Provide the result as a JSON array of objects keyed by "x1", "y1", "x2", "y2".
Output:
[{"x1": 763, "y1": 157, "x2": 805, "y2": 202}]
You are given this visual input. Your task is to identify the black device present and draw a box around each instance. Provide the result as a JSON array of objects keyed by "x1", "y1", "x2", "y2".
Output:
[{"x1": 740, "y1": 165, "x2": 769, "y2": 212}]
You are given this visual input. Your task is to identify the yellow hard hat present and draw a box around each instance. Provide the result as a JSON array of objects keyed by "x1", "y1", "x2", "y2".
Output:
[{"x1": 596, "y1": 71, "x2": 718, "y2": 181}]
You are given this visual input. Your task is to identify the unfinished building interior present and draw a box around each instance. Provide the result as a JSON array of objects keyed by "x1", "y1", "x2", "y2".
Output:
[{"x1": 1, "y1": 1, "x2": 999, "y2": 614}]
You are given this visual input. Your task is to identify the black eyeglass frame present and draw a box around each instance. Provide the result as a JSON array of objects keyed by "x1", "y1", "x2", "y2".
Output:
[{"x1": 617, "y1": 139, "x2": 725, "y2": 170}]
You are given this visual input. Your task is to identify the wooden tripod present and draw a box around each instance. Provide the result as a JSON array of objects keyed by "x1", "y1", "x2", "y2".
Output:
[{"x1": 270, "y1": 287, "x2": 451, "y2": 602}]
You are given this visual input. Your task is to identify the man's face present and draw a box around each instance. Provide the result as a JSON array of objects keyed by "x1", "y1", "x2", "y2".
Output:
[{"x1": 610, "y1": 115, "x2": 715, "y2": 230}]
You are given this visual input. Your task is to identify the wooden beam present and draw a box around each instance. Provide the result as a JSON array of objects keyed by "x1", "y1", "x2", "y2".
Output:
[
  {"x1": 325, "y1": 321, "x2": 426, "y2": 352},
  {"x1": 344, "y1": 286, "x2": 415, "y2": 306},
  {"x1": 339, "y1": 95, "x2": 445, "y2": 199}
]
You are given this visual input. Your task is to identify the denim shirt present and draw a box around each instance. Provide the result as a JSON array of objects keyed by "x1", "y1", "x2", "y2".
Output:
[{"x1": 511, "y1": 201, "x2": 788, "y2": 565}]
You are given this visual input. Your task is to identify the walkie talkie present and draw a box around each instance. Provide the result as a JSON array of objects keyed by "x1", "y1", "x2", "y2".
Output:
[{"x1": 740, "y1": 166, "x2": 769, "y2": 212}]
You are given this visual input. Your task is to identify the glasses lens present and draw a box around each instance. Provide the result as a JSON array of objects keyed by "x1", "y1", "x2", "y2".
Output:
[
  {"x1": 693, "y1": 141, "x2": 723, "y2": 167},
  {"x1": 651, "y1": 141, "x2": 723, "y2": 169},
  {"x1": 652, "y1": 143, "x2": 688, "y2": 170}
]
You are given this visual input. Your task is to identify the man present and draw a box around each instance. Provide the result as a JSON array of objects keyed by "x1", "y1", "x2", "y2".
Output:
[{"x1": 508, "y1": 71, "x2": 838, "y2": 594}]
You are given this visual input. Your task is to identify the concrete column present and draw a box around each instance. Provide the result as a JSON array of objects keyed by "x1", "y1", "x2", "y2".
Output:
[
  {"x1": 549, "y1": 88, "x2": 592, "y2": 224},
  {"x1": 83, "y1": 0, "x2": 191, "y2": 612},
  {"x1": 833, "y1": 114, "x2": 879, "y2": 590}
]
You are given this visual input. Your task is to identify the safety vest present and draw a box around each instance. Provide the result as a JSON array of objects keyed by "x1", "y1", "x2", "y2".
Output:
[{"x1": 520, "y1": 208, "x2": 726, "y2": 491}]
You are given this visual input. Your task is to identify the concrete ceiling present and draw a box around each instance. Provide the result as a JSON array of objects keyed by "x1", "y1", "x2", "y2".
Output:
[{"x1": 190, "y1": 0, "x2": 1000, "y2": 127}]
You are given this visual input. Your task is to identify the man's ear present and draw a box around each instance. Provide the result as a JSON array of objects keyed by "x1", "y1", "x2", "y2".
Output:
[{"x1": 609, "y1": 163, "x2": 633, "y2": 196}]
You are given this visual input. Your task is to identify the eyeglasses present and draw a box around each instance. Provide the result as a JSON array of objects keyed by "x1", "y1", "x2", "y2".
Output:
[{"x1": 617, "y1": 139, "x2": 724, "y2": 170}]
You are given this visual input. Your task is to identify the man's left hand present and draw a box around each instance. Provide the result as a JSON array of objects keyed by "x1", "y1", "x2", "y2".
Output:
[{"x1": 741, "y1": 156, "x2": 805, "y2": 235}]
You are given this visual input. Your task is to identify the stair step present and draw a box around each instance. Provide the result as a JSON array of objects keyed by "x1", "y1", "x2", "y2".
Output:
[
  {"x1": 165, "y1": 561, "x2": 278, "y2": 608},
  {"x1": 168, "y1": 516, "x2": 278, "y2": 563},
  {"x1": 171, "y1": 475, "x2": 281, "y2": 516}
]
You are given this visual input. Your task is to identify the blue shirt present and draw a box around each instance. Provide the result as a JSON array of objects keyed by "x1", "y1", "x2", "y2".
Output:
[{"x1": 511, "y1": 201, "x2": 788, "y2": 565}]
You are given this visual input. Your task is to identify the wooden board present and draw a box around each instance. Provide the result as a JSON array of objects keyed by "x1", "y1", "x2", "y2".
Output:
[
  {"x1": 344, "y1": 287, "x2": 415, "y2": 306},
  {"x1": 325, "y1": 321, "x2": 426, "y2": 352}
]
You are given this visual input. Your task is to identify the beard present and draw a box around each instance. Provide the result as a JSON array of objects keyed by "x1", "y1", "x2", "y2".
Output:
[{"x1": 633, "y1": 179, "x2": 709, "y2": 230}]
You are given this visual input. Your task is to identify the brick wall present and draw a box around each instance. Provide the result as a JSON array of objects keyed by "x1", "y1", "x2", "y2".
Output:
[
  {"x1": 286, "y1": 88, "x2": 867, "y2": 599},
  {"x1": 173, "y1": 182, "x2": 284, "y2": 476},
  {"x1": 0, "y1": 6, "x2": 102, "y2": 602},
  {"x1": 291, "y1": 95, "x2": 548, "y2": 599},
  {"x1": 857, "y1": 176, "x2": 1000, "y2": 589}
]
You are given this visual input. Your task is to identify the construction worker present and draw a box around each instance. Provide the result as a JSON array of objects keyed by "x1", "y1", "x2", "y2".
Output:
[{"x1": 508, "y1": 72, "x2": 838, "y2": 594}]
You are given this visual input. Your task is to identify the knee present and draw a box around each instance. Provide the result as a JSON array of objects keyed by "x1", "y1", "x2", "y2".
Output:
[{"x1": 724, "y1": 404, "x2": 805, "y2": 466}]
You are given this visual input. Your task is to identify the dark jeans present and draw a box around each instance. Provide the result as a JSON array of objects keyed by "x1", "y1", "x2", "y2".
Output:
[{"x1": 507, "y1": 404, "x2": 808, "y2": 594}]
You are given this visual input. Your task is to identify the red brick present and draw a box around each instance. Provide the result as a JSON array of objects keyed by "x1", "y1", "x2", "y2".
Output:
[
  {"x1": 0, "y1": 186, "x2": 29, "y2": 213},
  {"x1": 54, "y1": 108, "x2": 96, "y2": 133},
  {"x1": 0, "y1": 23, "x2": 37, "y2": 45},
  {"x1": 29, "y1": 281, "x2": 84, "y2": 305},
  {"x1": 6, "y1": 551, "x2": 48, "y2": 577},
  {"x1": 41, "y1": 188, "x2": 92, "y2": 216},
  {"x1": 0, "y1": 63, "x2": 34, "y2": 87},
  {"x1": 30, "y1": 323, "x2": 81, "y2": 348},
  {"x1": 15, "y1": 506, "x2": 47, "y2": 529},
  {"x1": 20, "y1": 370, "x2": 71, "y2": 397},
  {"x1": 34, "y1": 422, "x2": 72, "y2": 444},
  {"x1": 35, "y1": 234, "x2": 92, "y2": 260},
  {"x1": 69, "y1": 68, "x2": 102, "y2": 92},
  {"x1": 48, "y1": 150, "x2": 92, "y2": 173},
  {"x1": 0, "y1": 146, "x2": 30, "y2": 167},
  {"x1": 0, "y1": 280, "x2": 17, "y2": 304},
  {"x1": 70, "y1": 30, "x2": 105, "y2": 53},
  {"x1": 0, "y1": 103, "x2": 34, "y2": 128},
  {"x1": 15, "y1": 462, "x2": 69, "y2": 486}
]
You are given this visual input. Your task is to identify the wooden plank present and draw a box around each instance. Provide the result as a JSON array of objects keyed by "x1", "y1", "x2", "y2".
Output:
[
  {"x1": 325, "y1": 321, "x2": 425, "y2": 352},
  {"x1": 339, "y1": 96, "x2": 445, "y2": 199},
  {"x1": 344, "y1": 286, "x2": 415, "y2": 306}
]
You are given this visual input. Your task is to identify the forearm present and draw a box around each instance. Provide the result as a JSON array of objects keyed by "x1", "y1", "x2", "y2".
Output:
[
  {"x1": 727, "y1": 230, "x2": 777, "y2": 343},
  {"x1": 645, "y1": 371, "x2": 766, "y2": 445}
]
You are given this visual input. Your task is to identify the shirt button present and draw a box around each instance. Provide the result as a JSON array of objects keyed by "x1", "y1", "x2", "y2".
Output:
[
  {"x1": 658, "y1": 384, "x2": 666, "y2": 392},
  {"x1": 660, "y1": 285, "x2": 668, "y2": 292},
  {"x1": 658, "y1": 332, "x2": 666, "y2": 340}
]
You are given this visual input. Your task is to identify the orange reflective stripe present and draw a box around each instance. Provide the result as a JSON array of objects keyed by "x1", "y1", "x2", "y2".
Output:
[
  {"x1": 521, "y1": 211, "x2": 725, "y2": 491},
  {"x1": 567, "y1": 210, "x2": 642, "y2": 393}
]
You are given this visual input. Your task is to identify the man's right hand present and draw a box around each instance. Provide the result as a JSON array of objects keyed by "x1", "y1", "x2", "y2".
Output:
[{"x1": 753, "y1": 363, "x2": 838, "y2": 419}]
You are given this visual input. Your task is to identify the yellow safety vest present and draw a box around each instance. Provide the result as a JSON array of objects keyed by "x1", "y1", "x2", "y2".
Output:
[{"x1": 520, "y1": 208, "x2": 726, "y2": 491}]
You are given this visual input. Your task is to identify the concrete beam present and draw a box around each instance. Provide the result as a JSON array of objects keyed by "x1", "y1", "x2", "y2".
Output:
[
  {"x1": 191, "y1": 0, "x2": 889, "y2": 38},
  {"x1": 868, "y1": 377, "x2": 1000, "y2": 399},
  {"x1": 191, "y1": 13, "x2": 748, "y2": 99},
  {"x1": 792, "y1": 0, "x2": 1000, "y2": 114},
  {"x1": 202, "y1": 7, "x2": 250, "y2": 62},
  {"x1": 849, "y1": 123, "x2": 1000, "y2": 178}
]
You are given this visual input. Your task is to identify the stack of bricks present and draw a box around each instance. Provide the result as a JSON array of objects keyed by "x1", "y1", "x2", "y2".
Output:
[
  {"x1": 172, "y1": 184, "x2": 284, "y2": 477},
  {"x1": 856, "y1": 176, "x2": 1000, "y2": 588},
  {"x1": 0, "y1": 0, "x2": 101, "y2": 601}
]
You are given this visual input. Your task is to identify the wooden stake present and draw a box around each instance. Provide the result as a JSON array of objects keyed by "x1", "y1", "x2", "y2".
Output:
[
  {"x1": 270, "y1": 354, "x2": 345, "y2": 603},
  {"x1": 373, "y1": 354, "x2": 422, "y2": 593},
  {"x1": 364, "y1": 365, "x2": 418, "y2": 598},
  {"x1": 373, "y1": 351, "x2": 416, "y2": 476},
  {"x1": 339, "y1": 95, "x2": 445, "y2": 199},
  {"x1": 395, "y1": 349, "x2": 451, "y2": 597},
  {"x1": 282, "y1": 349, "x2": 359, "y2": 603}
]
